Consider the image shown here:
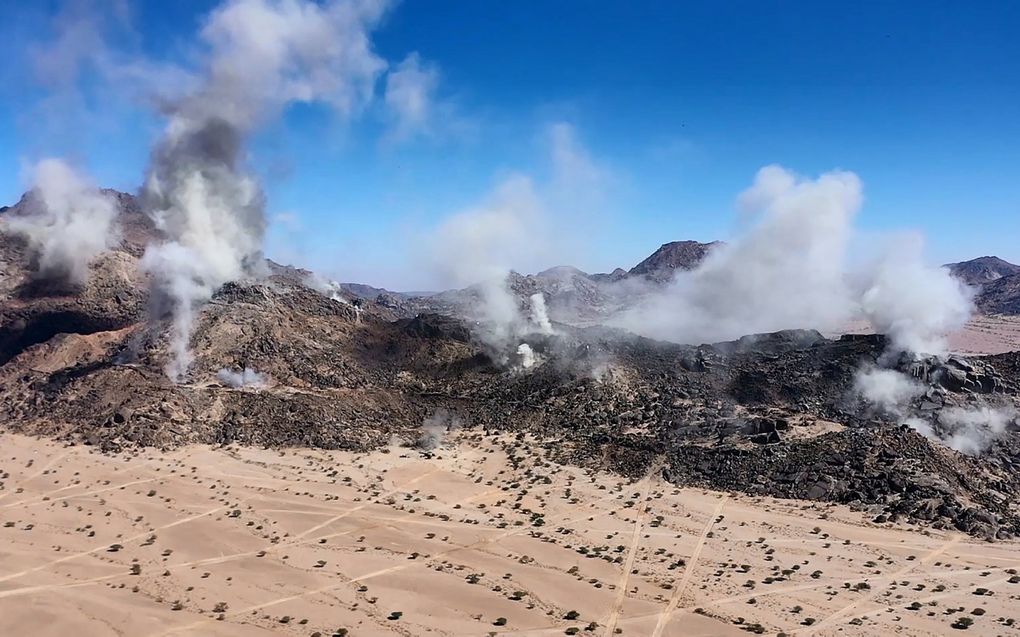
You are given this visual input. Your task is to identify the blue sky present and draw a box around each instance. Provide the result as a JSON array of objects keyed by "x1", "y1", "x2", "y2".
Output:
[{"x1": 1, "y1": 0, "x2": 1018, "y2": 289}]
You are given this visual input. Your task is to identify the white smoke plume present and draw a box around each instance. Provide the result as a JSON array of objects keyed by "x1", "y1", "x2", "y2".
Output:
[
  {"x1": 2, "y1": 159, "x2": 120, "y2": 286},
  {"x1": 617, "y1": 165, "x2": 861, "y2": 343},
  {"x1": 140, "y1": 0, "x2": 391, "y2": 381},
  {"x1": 616, "y1": 165, "x2": 973, "y2": 355},
  {"x1": 425, "y1": 123, "x2": 605, "y2": 356},
  {"x1": 938, "y1": 406, "x2": 1016, "y2": 456},
  {"x1": 427, "y1": 175, "x2": 543, "y2": 352},
  {"x1": 304, "y1": 273, "x2": 352, "y2": 304},
  {"x1": 384, "y1": 52, "x2": 439, "y2": 140},
  {"x1": 858, "y1": 234, "x2": 973, "y2": 356},
  {"x1": 529, "y1": 292, "x2": 554, "y2": 335},
  {"x1": 216, "y1": 366, "x2": 270, "y2": 389},
  {"x1": 853, "y1": 365, "x2": 1016, "y2": 455},
  {"x1": 853, "y1": 366, "x2": 925, "y2": 417},
  {"x1": 517, "y1": 343, "x2": 538, "y2": 369}
]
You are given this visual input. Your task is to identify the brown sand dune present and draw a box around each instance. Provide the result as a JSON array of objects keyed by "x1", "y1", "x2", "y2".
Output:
[{"x1": 2, "y1": 432, "x2": 1019, "y2": 636}]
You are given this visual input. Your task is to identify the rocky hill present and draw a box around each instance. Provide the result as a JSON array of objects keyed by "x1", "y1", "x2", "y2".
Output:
[
  {"x1": 1, "y1": 191, "x2": 1020, "y2": 539},
  {"x1": 341, "y1": 240, "x2": 723, "y2": 325},
  {"x1": 946, "y1": 256, "x2": 1020, "y2": 286},
  {"x1": 628, "y1": 239, "x2": 722, "y2": 281},
  {"x1": 947, "y1": 256, "x2": 1020, "y2": 315}
]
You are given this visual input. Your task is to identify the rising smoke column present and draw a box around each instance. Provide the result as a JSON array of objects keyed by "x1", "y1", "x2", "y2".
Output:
[
  {"x1": 858, "y1": 233, "x2": 973, "y2": 356},
  {"x1": 3, "y1": 159, "x2": 120, "y2": 286},
  {"x1": 140, "y1": 0, "x2": 390, "y2": 380},
  {"x1": 529, "y1": 292, "x2": 554, "y2": 334},
  {"x1": 425, "y1": 123, "x2": 604, "y2": 359},
  {"x1": 427, "y1": 176, "x2": 545, "y2": 353}
]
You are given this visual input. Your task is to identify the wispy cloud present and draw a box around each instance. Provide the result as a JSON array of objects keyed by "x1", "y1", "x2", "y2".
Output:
[{"x1": 383, "y1": 52, "x2": 440, "y2": 140}]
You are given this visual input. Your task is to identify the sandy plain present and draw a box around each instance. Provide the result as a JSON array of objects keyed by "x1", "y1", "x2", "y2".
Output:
[{"x1": 2, "y1": 431, "x2": 1020, "y2": 637}]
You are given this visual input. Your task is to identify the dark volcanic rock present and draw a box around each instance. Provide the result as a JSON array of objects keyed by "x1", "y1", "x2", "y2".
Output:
[
  {"x1": 946, "y1": 256, "x2": 1020, "y2": 287},
  {"x1": 975, "y1": 274, "x2": 1020, "y2": 315},
  {"x1": 628, "y1": 240, "x2": 722, "y2": 282}
]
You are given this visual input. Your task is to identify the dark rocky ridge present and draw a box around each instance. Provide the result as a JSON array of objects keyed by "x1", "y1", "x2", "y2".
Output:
[
  {"x1": 628, "y1": 240, "x2": 723, "y2": 282},
  {"x1": 1, "y1": 191, "x2": 1020, "y2": 540},
  {"x1": 946, "y1": 256, "x2": 1020, "y2": 287},
  {"x1": 946, "y1": 255, "x2": 1020, "y2": 315}
]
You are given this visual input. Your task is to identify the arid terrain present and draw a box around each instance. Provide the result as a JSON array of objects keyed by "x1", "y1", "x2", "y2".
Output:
[
  {"x1": 3, "y1": 432, "x2": 1020, "y2": 637},
  {"x1": 839, "y1": 315, "x2": 1020, "y2": 356},
  {"x1": 3, "y1": 193, "x2": 1020, "y2": 636}
]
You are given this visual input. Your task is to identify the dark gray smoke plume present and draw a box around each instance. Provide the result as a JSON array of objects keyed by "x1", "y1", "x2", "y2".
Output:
[{"x1": 140, "y1": 0, "x2": 390, "y2": 380}]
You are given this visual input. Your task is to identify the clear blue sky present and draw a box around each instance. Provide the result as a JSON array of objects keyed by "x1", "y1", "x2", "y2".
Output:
[{"x1": 1, "y1": 0, "x2": 1018, "y2": 289}]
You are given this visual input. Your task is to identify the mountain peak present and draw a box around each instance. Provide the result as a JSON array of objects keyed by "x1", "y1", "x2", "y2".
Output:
[
  {"x1": 628, "y1": 240, "x2": 721, "y2": 282},
  {"x1": 945, "y1": 256, "x2": 1020, "y2": 287}
]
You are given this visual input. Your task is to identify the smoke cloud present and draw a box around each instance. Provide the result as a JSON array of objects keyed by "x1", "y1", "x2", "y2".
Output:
[
  {"x1": 858, "y1": 234, "x2": 973, "y2": 356},
  {"x1": 427, "y1": 175, "x2": 543, "y2": 352},
  {"x1": 615, "y1": 165, "x2": 973, "y2": 356},
  {"x1": 854, "y1": 365, "x2": 1015, "y2": 455},
  {"x1": 216, "y1": 366, "x2": 270, "y2": 389},
  {"x1": 853, "y1": 366, "x2": 925, "y2": 417},
  {"x1": 384, "y1": 52, "x2": 439, "y2": 140},
  {"x1": 425, "y1": 123, "x2": 605, "y2": 355},
  {"x1": 616, "y1": 165, "x2": 861, "y2": 343},
  {"x1": 140, "y1": 0, "x2": 391, "y2": 381},
  {"x1": 517, "y1": 343, "x2": 538, "y2": 369},
  {"x1": 3, "y1": 159, "x2": 120, "y2": 286},
  {"x1": 938, "y1": 405, "x2": 1017, "y2": 456}
]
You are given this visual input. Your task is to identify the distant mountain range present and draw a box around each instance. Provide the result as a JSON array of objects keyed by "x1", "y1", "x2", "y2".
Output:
[
  {"x1": 339, "y1": 240, "x2": 725, "y2": 324},
  {"x1": 4, "y1": 189, "x2": 1018, "y2": 322},
  {"x1": 341, "y1": 243, "x2": 1020, "y2": 323}
]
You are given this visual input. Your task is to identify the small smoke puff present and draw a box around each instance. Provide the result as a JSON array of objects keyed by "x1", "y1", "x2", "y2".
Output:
[
  {"x1": 517, "y1": 343, "x2": 538, "y2": 369},
  {"x1": 860, "y1": 234, "x2": 973, "y2": 356},
  {"x1": 938, "y1": 405, "x2": 1016, "y2": 456},
  {"x1": 216, "y1": 367, "x2": 269, "y2": 389},
  {"x1": 853, "y1": 367, "x2": 925, "y2": 416},
  {"x1": 529, "y1": 293, "x2": 554, "y2": 335},
  {"x1": 304, "y1": 273, "x2": 350, "y2": 304},
  {"x1": 418, "y1": 410, "x2": 460, "y2": 450},
  {"x1": 3, "y1": 159, "x2": 120, "y2": 285},
  {"x1": 903, "y1": 416, "x2": 937, "y2": 441}
]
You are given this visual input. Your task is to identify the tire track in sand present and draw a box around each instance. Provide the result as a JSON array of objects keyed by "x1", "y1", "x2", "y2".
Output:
[
  {"x1": 649, "y1": 494, "x2": 727, "y2": 637},
  {"x1": 798, "y1": 532, "x2": 961, "y2": 633},
  {"x1": 602, "y1": 475, "x2": 654, "y2": 636}
]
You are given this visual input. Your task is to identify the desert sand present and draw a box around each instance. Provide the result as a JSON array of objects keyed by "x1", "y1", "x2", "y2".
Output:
[
  {"x1": 837, "y1": 315, "x2": 1020, "y2": 356},
  {"x1": 2, "y1": 431, "x2": 1019, "y2": 637}
]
